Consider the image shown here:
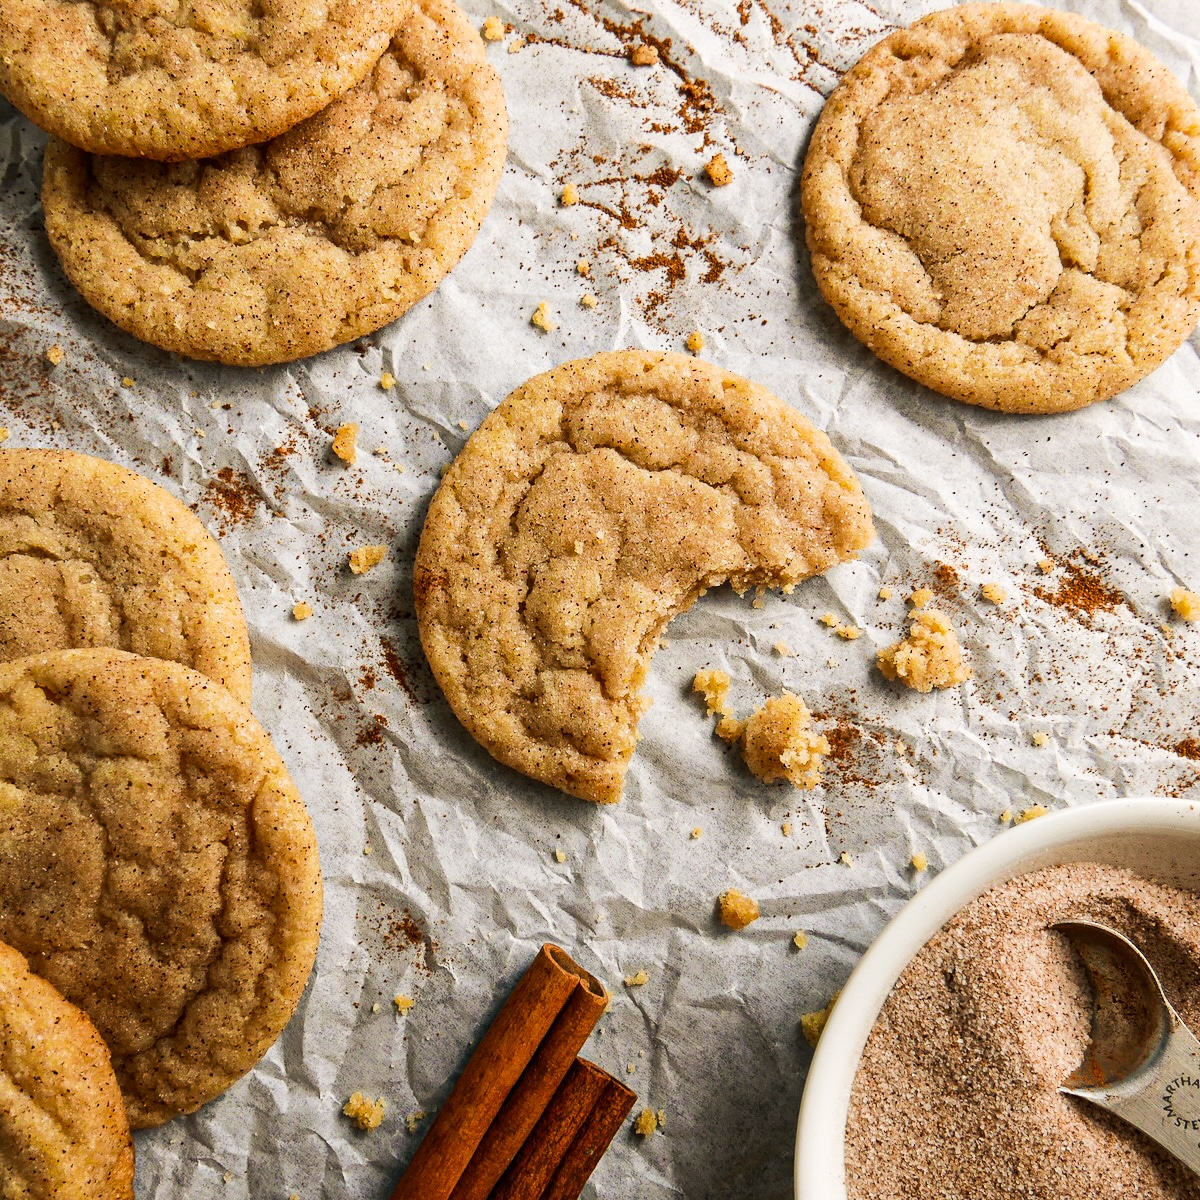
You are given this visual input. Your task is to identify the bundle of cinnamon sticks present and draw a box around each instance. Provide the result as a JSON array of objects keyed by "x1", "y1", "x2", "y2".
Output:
[{"x1": 391, "y1": 945, "x2": 635, "y2": 1200}]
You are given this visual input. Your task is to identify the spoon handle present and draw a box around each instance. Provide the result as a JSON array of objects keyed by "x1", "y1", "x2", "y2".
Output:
[{"x1": 1067, "y1": 1015, "x2": 1200, "y2": 1177}]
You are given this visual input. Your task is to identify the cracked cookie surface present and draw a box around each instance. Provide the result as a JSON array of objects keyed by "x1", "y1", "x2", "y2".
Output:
[
  {"x1": 40, "y1": 0, "x2": 507, "y2": 366},
  {"x1": 0, "y1": 940, "x2": 134, "y2": 1199},
  {"x1": 0, "y1": 450, "x2": 252, "y2": 704},
  {"x1": 801, "y1": 3, "x2": 1200, "y2": 414},
  {"x1": 0, "y1": 650, "x2": 322, "y2": 1127},
  {"x1": 414, "y1": 351, "x2": 874, "y2": 804},
  {"x1": 0, "y1": 0, "x2": 409, "y2": 160}
]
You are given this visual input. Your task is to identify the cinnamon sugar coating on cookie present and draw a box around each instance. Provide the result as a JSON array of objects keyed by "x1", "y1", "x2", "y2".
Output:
[
  {"x1": 0, "y1": 449, "x2": 252, "y2": 703},
  {"x1": 414, "y1": 351, "x2": 874, "y2": 803},
  {"x1": 0, "y1": 0, "x2": 409, "y2": 160},
  {"x1": 0, "y1": 941, "x2": 134, "y2": 1198},
  {"x1": 802, "y1": 3, "x2": 1200, "y2": 414},
  {"x1": 0, "y1": 650, "x2": 322, "y2": 1128},
  {"x1": 41, "y1": 0, "x2": 507, "y2": 366}
]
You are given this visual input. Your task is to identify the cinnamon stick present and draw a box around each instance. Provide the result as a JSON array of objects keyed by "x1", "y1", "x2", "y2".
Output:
[
  {"x1": 488, "y1": 1059, "x2": 611, "y2": 1200},
  {"x1": 449, "y1": 972, "x2": 607, "y2": 1200},
  {"x1": 390, "y1": 945, "x2": 604, "y2": 1200},
  {"x1": 539, "y1": 1074, "x2": 637, "y2": 1200}
]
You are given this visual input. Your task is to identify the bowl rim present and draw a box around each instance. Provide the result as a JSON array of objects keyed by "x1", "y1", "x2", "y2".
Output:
[{"x1": 793, "y1": 795, "x2": 1200, "y2": 1200}]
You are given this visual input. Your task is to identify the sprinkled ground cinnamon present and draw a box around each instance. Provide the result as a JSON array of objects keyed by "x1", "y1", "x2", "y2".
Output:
[
  {"x1": 1032, "y1": 550, "x2": 1128, "y2": 623},
  {"x1": 199, "y1": 466, "x2": 260, "y2": 534},
  {"x1": 846, "y1": 863, "x2": 1200, "y2": 1200}
]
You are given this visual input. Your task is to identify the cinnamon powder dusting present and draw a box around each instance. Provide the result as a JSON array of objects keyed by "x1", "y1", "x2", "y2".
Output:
[
  {"x1": 198, "y1": 466, "x2": 261, "y2": 535},
  {"x1": 1032, "y1": 550, "x2": 1128, "y2": 624}
]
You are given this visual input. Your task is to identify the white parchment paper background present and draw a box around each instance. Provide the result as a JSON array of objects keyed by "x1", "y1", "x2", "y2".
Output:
[{"x1": 2, "y1": 0, "x2": 1200, "y2": 1195}]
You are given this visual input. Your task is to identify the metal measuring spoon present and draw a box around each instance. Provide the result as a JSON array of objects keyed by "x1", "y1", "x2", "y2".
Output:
[{"x1": 1055, "y1": 920, "x2": 1200, "y2": 1177}]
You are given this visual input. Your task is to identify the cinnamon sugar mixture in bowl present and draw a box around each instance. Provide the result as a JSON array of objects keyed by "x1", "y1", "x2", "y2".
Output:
[{"x1": 845, "y1": 863, "x2": 1200, "y2": 1200}]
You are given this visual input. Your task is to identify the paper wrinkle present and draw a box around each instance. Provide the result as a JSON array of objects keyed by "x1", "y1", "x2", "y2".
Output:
[{"x1": 0, "y1": 0, "x2": 1198, "y2": 1195}]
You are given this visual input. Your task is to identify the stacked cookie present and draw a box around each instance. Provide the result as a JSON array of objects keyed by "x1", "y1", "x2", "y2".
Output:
[
  {"x1": 0, "y1": 0, "x2": 507, "y2": 365},
  {"x1": 0, "y1": 450, "x2": 321, "y2": 1190}
]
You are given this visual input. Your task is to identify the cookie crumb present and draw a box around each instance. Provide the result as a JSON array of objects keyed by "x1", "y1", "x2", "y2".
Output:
[
  {"x1": 531, "y1": 302, "x2": 557, "y2": 333},
  {"x1": 1038, "y1": 557, "x2": 1056, "y2": 574},
  {"x1": 349, "y1": 545, "x2": 388, "y2": 575},
  {"x1": 394, "y1": 994, "x2": 415, "y2": 1014},
  {"x1": 739, "y1": 692, "x2": 830, "y2": 788},
  {"x1": 332, "y1": 423, "x2": 359, "y2": 464},
  {"x1": 705, "y1": 153, "x2": 734, "y2": 186},
  {"x1": 838, "y1": 851, "x2": 853, "y2": 866},
  {"x1": 481, "y1": 15, "x2": 504, "y2": 40},
  {"x1": 819, "y1": 612, "x2": 838, "y2": 627},
  {"x1": 909, "y1": 587, "x2": 933, "y2": 608},
  {"x1": 690, "y1": 826, "x2": 702, "y2": 839},
  {"x1": 634, "y1": 1108, "x2": 660, "y2": 1136},
  {"x1": 0, "y1": 429, "x2": 8, "y2": 444},
  {"x1": 999, "y1": 808, "x2": 1013, "y2": 824},
  {"x1": 793, "y1": 930, "x2": 808, "y2": 950},
  {"x1": 554, "y1": 848, "x2": 567, "y2": 863},
  {"x1": 629, "y1": 42, "x2": 659, "y2": 65},
  {"x1": 292, "y1": 602, "x2": 313, "y2": 621},
  {"x1": 343, "y1": 1093, "x2": 385, "y2": 1131},
  {"x1": 624, "y1": 969, "x2": 649, "y2": 986},
  {"x1": 686, "y1": 330, "x2": 706, "y2": 353},
  {"x1": 379, "y1": 372, "x2": 396, "y2": 390},
  {"x1": 1031, "y1": 731, "x2": 1049, "y2": 747},
  {"x1": 877, "y1": 609, "x2": 971, "y2": 692},
  {"x1": 507, "y1": 37, "x2": 525, "y2": 53},
  {"x1": 121, "y1": 376, "x2": 135, "y2": 388},
  {"x1": 1015, "y1": 805, "x2": 1050, "y2": 824},
  {"x1": 782, "y1": 821, "x2": 793, "y2": 836},
  {"x1": 877, "y1": 586, "x2": 893, "y2": 601},
  {"x1": 773, "y1": 641, "x2": 792, "y2": 657},
  {"x1": 406, "y1": 1110, "x2": 427, "y2": 1133},
  {"x1": 800, "y1": 992, "x2": 839, "y2": 1048},
  {"x1": 363, "y1": 845, "x2": 372, "y2": 856},
  {"x1": 693, "y1": 668, "x2": 734, "y2": 719},
  {"x1": 911, "y1": 852, "x2": 929, "y2": 873},
  {"x1": 560, "y1": 183, "x2": 580, "y2": 206},
  {"x1": 834, "y1": 624, "x2": 861, "y2": 640},
  {"x1": 46, "y1": 344, "x2": 65, "y2": 366},
  {"x1": 1170, "y1": 587, "x2": 1200, "y2": 621},
  {"x1": 580, "y1": 293, "x2": 598, "y2": 309},
  {"x1": 980, "y1": 582, "x2": 1007, "y2": 604},
  {"x1": 718, "y1": 887, "x2": 760, "y2": 929},
  {"x1": 576, "y1": 258, "x2": 591, "y2": 276}
]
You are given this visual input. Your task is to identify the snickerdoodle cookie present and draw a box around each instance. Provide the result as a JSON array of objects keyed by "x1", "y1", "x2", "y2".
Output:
[
  {"x1": 41, "y1": 0, "x2": 507, "y2": 366},
  {"x1": 0, "y1": 0, "x2": 409, "y2": 160},
  {"x1": 414, "y1": 351, "x2": 874, "y2": 804},
  {"x1": 0, "y1": 650, "x2": 322, "y2": 1127},
  {"x1": 0, "y1": 940, "x2": 134, "y2": 1198},
  {"x1": 801, "y1": 3, "x2": 1200, "y2": 414},
  {"x1": 0, "y1": 450, "x2": 252, "y2": 704}
]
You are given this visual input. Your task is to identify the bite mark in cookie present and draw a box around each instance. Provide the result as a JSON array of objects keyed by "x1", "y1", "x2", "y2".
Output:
[{"x1": 414, "y1": 350, "x2": 874, "y2": 803}]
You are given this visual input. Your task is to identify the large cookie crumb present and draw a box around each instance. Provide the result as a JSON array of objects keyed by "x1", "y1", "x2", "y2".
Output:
[
  {"x1": 718, "y1": 888, "x2": 761, "y2": 929},
  {"x1": 877, "y1": 609, "x2": 971, "y2": 692},
  {"x1": 739, "y1": 693, "x2": 830, "y2": 788}
]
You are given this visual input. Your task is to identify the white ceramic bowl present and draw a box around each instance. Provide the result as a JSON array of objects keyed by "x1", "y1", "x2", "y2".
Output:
[{"x1": 794, "y1": 796, "x2": 1200, "y2": 1200}]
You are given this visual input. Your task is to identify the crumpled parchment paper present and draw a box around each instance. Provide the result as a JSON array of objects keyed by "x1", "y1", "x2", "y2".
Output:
[{"x1": 2, "y1": 0, "x2": 1200, "y2": 1195}]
